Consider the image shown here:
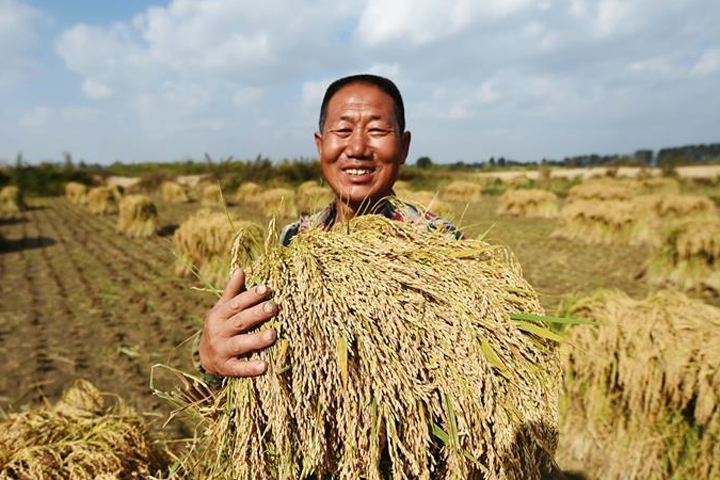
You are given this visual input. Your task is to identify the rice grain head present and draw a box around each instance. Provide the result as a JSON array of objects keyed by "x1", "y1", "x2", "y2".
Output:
[
  {"x1": 0, "y1": 186, "x2": 24, "y2": 214},
  {"x1": 497, "y1": 189, "x2": 558, "y2": 218},
  {"x1": 116, "y1": 195, "x2": 158, "y2": 238},
  {"x1": 173, "y1": 209, "x2": 264, "y2": 287},
  {"x1": 0, "y1": 379, "x2": 169, "y2": 480},
  {"x1": 177, "y1": 214, "x2": 561, "y2": 480},
  {"x1": 558, "y1": 289, "x2": 720, "y2": 480},
  {"x1": 86, "y1": 186, "x2": 120, "y2": 215},
  {"x1": 65, "y1": 182, "x2": 89, "y2": 205},
  {"x1": 161, "y1": 181, "x2": 190, "y2": 203}
]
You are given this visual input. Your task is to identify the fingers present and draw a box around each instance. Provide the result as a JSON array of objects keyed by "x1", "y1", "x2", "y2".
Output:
[
  {"x1": 227, "y1": 329, "x2": 277, "y2": 358},
  {"x1": 218, "y1": 268, "x2": 246, "y2": 305},
  {"x1": 223, "y1": 358, "x2": 268, "y2": 377},
  {"x1": 228, "y1": 300, "x2": 278, "y2": 333},
  {"x1": 217, "y1": 283, "x2": 271, "y2": 320}
]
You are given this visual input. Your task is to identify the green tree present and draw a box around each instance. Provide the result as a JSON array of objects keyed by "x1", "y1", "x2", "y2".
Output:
[{"x1": 416, "y1": 156, "x2": 433, "y2": 169}]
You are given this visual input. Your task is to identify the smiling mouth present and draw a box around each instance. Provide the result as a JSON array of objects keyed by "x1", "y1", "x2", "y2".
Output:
[{"x1": 342, "y1": 167, "x2": 375, "y2": 176}]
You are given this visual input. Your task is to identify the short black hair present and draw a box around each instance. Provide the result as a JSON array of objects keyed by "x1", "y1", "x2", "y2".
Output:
[{"x1": 318, "y1": 74, "x2": 405, "y2": 134}]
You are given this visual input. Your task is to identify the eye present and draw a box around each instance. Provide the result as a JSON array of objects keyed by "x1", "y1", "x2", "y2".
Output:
[{"x1": 333, "y1": 128, "x2": 352, "y2": 137}]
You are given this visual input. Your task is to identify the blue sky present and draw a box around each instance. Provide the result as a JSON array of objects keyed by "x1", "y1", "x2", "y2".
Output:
[{"x1": 1, "y1": 0, "x2": 719, "y2": 165}]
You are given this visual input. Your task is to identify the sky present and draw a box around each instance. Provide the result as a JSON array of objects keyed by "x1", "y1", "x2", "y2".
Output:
[{"x1": 0, "y1": 0, "x2": 719, "y2": 165}]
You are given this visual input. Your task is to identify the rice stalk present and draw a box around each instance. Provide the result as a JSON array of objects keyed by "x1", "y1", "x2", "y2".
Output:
[
  {"x1": 201, "y1": 184, "x2": 224, "y2": 207},
  {"x1": 394, "y1": 189, "x2": 454, "y2": 219},
  {"x1": 86, "y1": 186, "x2": 121, "y2": 215}
]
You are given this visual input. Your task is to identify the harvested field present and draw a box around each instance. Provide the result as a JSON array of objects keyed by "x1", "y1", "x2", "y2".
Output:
[
  {"x1": 296, "y1": 180, "x2": 333, "y2": 214},
  {"x1": 565, "y1": 180, "x2": 637, "y2": 203},
  {"x1": 86, "y1": 186, "x2": 120, "y2": 215},
  {"x1": 258, "y1": 187, "x2": 298, "y2": 218},
  {"x1": 442, "y1": 180, "x2": 483, "y2": 202},
  {"x1": 200, "y1": 184, "x2": 224, "y2": 207},
  {"x1": 160, "y1": 181, "x2": 190, "y2": 203},
  {"x1": 497, "y1": 189, "x2": 558, "y2": 218},
  {"x1": 558, "y1": 290, "x2": 720, "y2": 480},
  {"x1": 235, "y1": 181, "x2": 263, "y2": 204},
  {"x1": 552, "y1": 200, "x2": 635, "y2": 244}
]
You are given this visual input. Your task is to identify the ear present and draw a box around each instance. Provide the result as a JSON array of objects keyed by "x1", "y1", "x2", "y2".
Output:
[
  {"x1": 399, "y1": 131, "x2": 411, "y2": 165},
  {"x1": 314, "y1": 131, "x2": 323, "y2": 158}
]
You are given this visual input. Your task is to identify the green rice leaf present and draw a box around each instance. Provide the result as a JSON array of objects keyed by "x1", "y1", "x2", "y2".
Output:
[
  {"x1": 479, "y1": 339, "x2": 510, "y2": 378},
  {"x1": 431, "y1": 421, "x2": 450, "y2": 445},
  {"x1": 510, "y1": 312, "x2": 600, "y2": 325},
  {"x1": 516, "y1": 321, "x2": 566, "y2": 342}
]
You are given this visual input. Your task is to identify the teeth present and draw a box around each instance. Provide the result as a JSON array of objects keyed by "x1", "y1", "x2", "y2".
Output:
[{"x1": 345, "y1": 169, "x2": 372, "y2": 176}]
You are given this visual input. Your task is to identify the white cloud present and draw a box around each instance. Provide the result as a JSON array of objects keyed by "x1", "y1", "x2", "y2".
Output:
[
  {"x1": 19, "y1": 106, "x2": 51, "y2": 127},
  {"x1": 82, "y1": 78, "x2": 114, "y2": 99},
  {"x1": 356, "y1": 0, "x2": 536, "y2": 46},
  {"x1": 0, "y1": 0, "x2": 46, "y2": 85},
  {"x1": 302, "y1": 78, "x2": 333, "y2": 106},
  {"x1": 690, "y1": 48, "x2": 720, "y2": 76}
]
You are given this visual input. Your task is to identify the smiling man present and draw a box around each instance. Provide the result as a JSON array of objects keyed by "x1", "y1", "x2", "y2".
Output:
[{"x1": 197, "y1": 74, "x2": 461, "y2": 378}]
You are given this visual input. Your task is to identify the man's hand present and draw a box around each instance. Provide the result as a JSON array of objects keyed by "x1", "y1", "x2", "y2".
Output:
[{"x1": 199, "y1": 268, "x2": 278, "y2": 377}]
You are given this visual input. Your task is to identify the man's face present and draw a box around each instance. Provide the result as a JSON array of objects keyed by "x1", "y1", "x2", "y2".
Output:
[{"x1": 315, "y1": 83, "x2": 411, "y2": 207}]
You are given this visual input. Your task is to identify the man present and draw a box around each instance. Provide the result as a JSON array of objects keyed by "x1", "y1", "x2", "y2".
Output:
[{"x1": 197, "y1": 74, "x2": 460, "y2": 378}]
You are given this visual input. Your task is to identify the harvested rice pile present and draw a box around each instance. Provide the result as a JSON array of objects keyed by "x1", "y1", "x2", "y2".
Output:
[
  {"x1": 116, "y1": 195, "x2": 158, "y2": 238},
  {"x1": 0, "y1": 186, "x2": 24, "y2": 214},
  {"x1": 552, "y1": 200, "x2": 635, "y2": 244},
  {"x1": 174, "y1": 209, "x2": 264, "y2": 287},
  {"x1": 296, "y1": 181, "x2": 334, "y2": 214},
  {"x1": 86, "y1": 186, "x2": 120, "y2": 215},
  {"x1": 644, "y1": 218, "x2": 720, "y2": 293},
  {"x1": 558, "y1": 290, "x2": 720, "y2": 480},
  {"x1": 442, "y1": 180, "x2": 483, "y2": 202},
  {"x1": 497, "y1": 189, "x2": 558, "y2": 218},
  {"x1": 65, "y1": 182, "x2": 88, "y2": 205},
  {"x1": 502, "y1": 175, "x2": 532, "y2": 190},
  {"x1": 630, "y1": 194, "x2": 717, "y2": 246},
  {"x1": 201, "y1": 184, "x2": 224, "y2": 207},
  {"x1": 639, "y1": 177, "x2": 679, "y2": 194},
  {"x1": 394, "y1": 189, "x2": 454, "y2": 219},
  {"x1": 0, "y1": 379, "x2": 168, "y2": 479},
  {"x1": 178, "y1": 214, "x2": 561, "y2": 480},
  {"x1": 259, "y1": 188, "x2": 298, "y2": 218},
  {"x1": 235, "y1": 182, "x2": 263, "y2": 205},
  {"x1": 565, "y1": 181, "x2": 636, "y2": 203},
  {"x1": 161, "y1": 181, "x2": 190, "y2": 203}
]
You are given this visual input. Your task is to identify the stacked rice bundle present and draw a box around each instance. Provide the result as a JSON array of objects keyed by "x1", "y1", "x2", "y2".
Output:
[
  {"x1": 502, "y1": 175, "x2": 532, "y2": 190},
  {"x1": 86, "y1": 186, "x2": 121, "y2": 215},
  {"x1": 638, "y1": 177, "x2": 680, "y2": 194},
  {"x1": 179, "y1": 215, "x2": 561, "y2": 480},
  {"x1": 0, "y1": 380, "x2": 168, "y2": 479},
  {"x1": 296, "y1": 181, "x2": 334, "y2": 215},
  {"x1": 393, "y1": 189, "x2": 454, "y2": 219},
  {"x1": 160, "y1": 181, "x2": 190, "y2": 203},
  {"x1": 0, "y1": 186, "x2": 24, "y2": 215},
  {"x1": 552, "y1": 200, "x2": 635, "y2": 243},
  {"x1": 201, "y1": 184, "x2": 224, "y2": 207},
  {"x1": 174, "y1": 209, "x2": 264, "y2": 287},
  {"x1": 497, "y1": 189, "x2": 558, "y2": 218},
  {"x1": 442, "y1": 181, "x2": 483, "y2": 203},
  {"x1": 235, "y1": 182, "x2": 263, "y2": 205},
  {"x1": 630, "y1": 194, "x2": 717, "y2": 246},
  {"x1": 565, "y1": 181, "x2": 636, "y2": 203},
  {"x1": 116, "y1": 195, "x2": 158, "y2": 238},
  {"x1": 559, "y1": 290, "x2": 720, "y2": 480},
  {"x1": 644, "y1": 218, "x2": 720, "y2": 293},
  {"x1": 259, "y1": 188, "x2": 298, "y2": 218},
  {"x1": 65, "y1": 182, "x2": 88, "y2": 205}
]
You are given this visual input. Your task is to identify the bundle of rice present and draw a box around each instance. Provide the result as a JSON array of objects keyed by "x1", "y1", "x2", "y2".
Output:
[
  {"x1": 644, "y1": 218, "x2": 720, "y2": 293},
  {"x1": 296, "y1": 181, "x2": 334, "y2": 215},
  {"x1": 497, "y1": 189, "x2": 558, "y2": 218},
  {"x1": 639, "y1": 177, "x2": 680, "y2": 194},
  {"x1": 552, "y1": 200, "x2": 635, "y2": 244},
  {"x1": 394, "y1": 189, "x2": 454, "y2": 219},
  {"x1": 86, "y1": 186, "x2": 120, "y2": 215},
  {"x1": 259, "y1": 188, "x2": 298, "y2": 218},
  {"x1": 502, "y1": 175, "x2": 532, "y2": 190},
  {"x1": 442, "y1": 181, "x2": 483, "y2": 202},
  {"x1": 235, "y1": 182, "x2": 263, "y2": 205},
  {"x1": 65, "y1": 182, "x2": 88, "y2": 205},
  {"x1": 178, "y1": 214, "x2": 561, "y2": 480},
  {"x1": 630, "y1": 194, "x2": 717, "y2": 246},
  {"x1": 160, "y1": 181, "x2": 190, "y2": 203},
  {"x1": 174, "y1": 210, "x2": 264, "y2": 287},
  {"x1": 0, "y1": 379, "x2": 168, "y2": 479},
  {"x1": 116, "y1": 195, "x2": 158, "y2": 238},
  {"x1": 0, "y1": 186, "x2": 24, "y2": 214},
  {"x1": 565, "y1": 181, "x2": 636, "y2": 203},
  {"x1": 558, "y1": 290, "x2": 720, "y2": 480},
  {"x1": 201, "y1": 184, "x2": 224, "y2": 207}
]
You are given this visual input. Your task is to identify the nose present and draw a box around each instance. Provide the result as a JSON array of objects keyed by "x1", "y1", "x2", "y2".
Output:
[{"x1": 345, "y1": 130, "x2": 372, "y2": 159}]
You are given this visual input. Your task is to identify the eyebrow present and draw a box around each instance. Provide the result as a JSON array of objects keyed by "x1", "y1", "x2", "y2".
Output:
[{"x1": 336, "y1": 114, "x2": 390, "y2": 123}]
